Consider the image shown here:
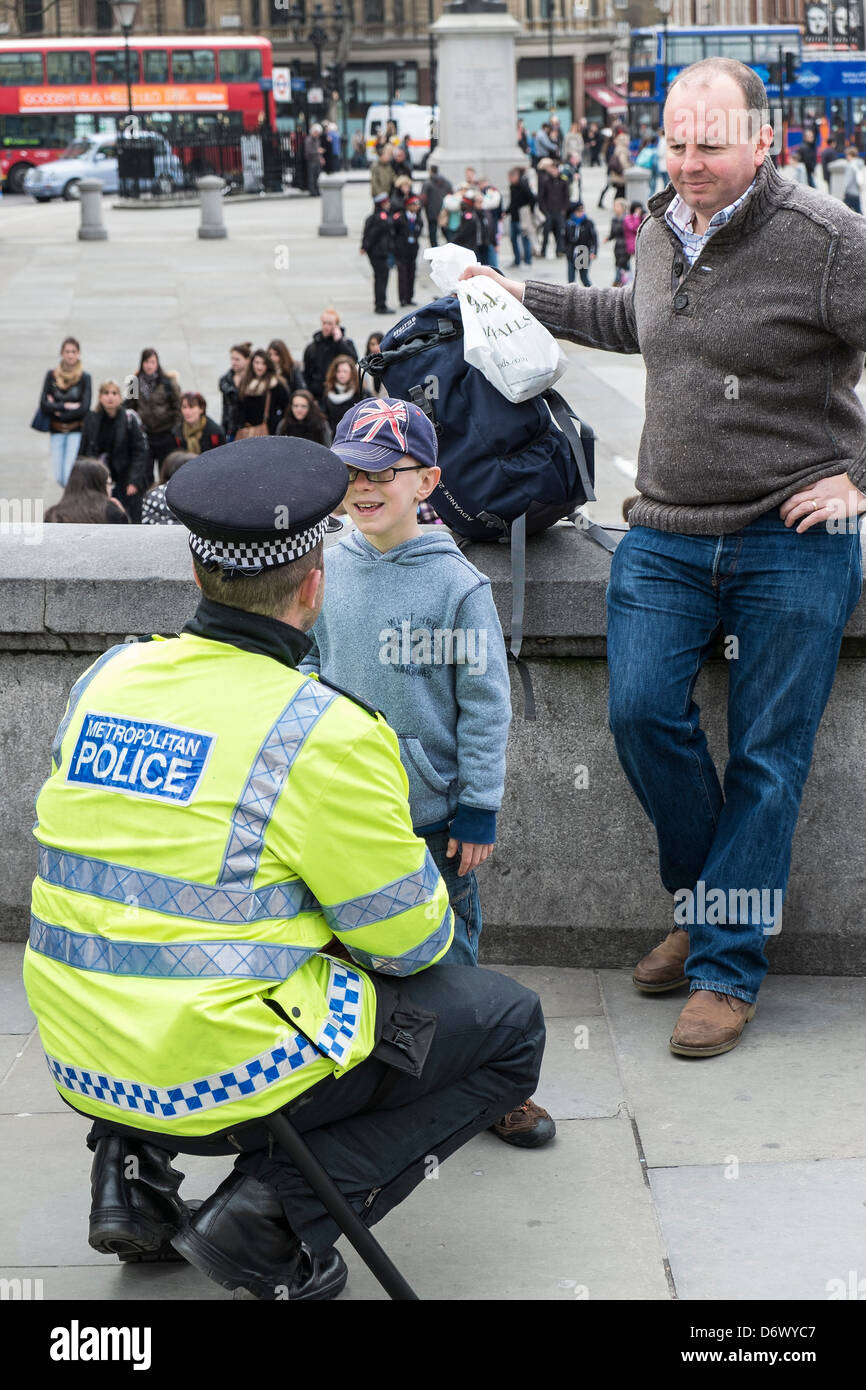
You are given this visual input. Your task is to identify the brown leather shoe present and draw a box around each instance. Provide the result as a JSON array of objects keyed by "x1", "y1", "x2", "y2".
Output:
[
  {"x1": 632, "y1": 929, "x2": 690, "y2": 993},
  {"x1": 670, "y1": 990, "x2": 756, "y2": 1057},
  {"x1": 490, "y1": 1098, "x2": 556, "y2": 1148}
]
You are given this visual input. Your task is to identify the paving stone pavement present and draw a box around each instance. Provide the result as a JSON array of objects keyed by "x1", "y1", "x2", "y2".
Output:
[{"x1": 2, "y1": 942, "x2": 865, "y2": 1303}]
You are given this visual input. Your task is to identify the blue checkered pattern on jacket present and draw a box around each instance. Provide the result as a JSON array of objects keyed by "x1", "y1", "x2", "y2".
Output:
[
  {"x1": 44, "y1": 951, "x2": 367, "y2": 1116},
  {"x1": 315, "y1": 961, "x2": 362, "y2": 1062},
  {"x1": 45, "y1": 1033, "x2": 320, "y2": 1120}
]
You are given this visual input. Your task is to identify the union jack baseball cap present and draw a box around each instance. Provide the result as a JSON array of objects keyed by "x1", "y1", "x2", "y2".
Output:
[{"x1": 331, "y1": 396, "x2": 438, "y2": 472}]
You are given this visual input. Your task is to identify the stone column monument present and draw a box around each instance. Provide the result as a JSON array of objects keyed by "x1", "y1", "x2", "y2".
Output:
[{"x1": 430, "y1": 0, "x2": 527, "y2": 193}]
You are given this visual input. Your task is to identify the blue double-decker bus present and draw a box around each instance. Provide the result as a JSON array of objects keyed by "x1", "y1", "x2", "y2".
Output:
[{"x1": 629, "y1": 24, "x2": 866, "y2": 150}]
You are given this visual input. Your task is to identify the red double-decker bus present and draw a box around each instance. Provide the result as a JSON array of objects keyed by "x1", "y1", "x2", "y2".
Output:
[{"x1": 0, "y1": 34, "x2": 272, "y2": 192}]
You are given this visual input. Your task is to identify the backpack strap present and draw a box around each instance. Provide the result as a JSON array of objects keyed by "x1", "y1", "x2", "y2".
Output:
[
  {"x1": 465, "y1": 510, "x2": 536, "y2": 720},
  {"x1": 407, "y1": 384, "x2": 441, "y2": 437},
  {"x1": 507, "y1": 510, "x2": 536, "y2": 721},
  {"x1": 544, "y1": 388, "x2": 596, "y2": 504},
  {"x1": 567, "y1": 510, "x2": 620, "y2": 553}
]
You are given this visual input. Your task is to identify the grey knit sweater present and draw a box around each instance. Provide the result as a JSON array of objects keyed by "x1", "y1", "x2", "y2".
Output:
[{"x1": 523, "y1": 157, "x2": 866, "y2": 535}]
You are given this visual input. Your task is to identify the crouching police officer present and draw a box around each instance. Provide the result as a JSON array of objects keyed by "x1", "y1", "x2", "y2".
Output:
[{"x1": 23, "y1": 436, "x2": 545, "y2": 1301}]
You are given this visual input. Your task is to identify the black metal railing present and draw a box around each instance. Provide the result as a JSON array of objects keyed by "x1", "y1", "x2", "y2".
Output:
[{"x1": 116, "y1": 131, "x2": 305, "y2": 200}]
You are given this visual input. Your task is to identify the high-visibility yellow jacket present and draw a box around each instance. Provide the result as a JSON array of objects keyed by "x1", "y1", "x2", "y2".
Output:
[{"x1": 23, "y1": 623, "x2": 453, "y2": 1138}]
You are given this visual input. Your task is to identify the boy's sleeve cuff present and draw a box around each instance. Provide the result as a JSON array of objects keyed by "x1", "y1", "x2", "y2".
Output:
[{"x1": 450, "y1": 804, "x2": 497, "y2": 844}]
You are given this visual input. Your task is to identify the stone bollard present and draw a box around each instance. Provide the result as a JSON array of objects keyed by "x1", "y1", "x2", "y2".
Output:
[
  {"x1": 317, "y1": 172, "x2": 348, "y2": 237},
  {"x1": 827, "y1": 159, "x2": 849, "y2": 202},
  {"x1": 197, "y1": 175, "x2": 227, "y2": 239},
  {"x1": 623, "y1": 165, "x2": 651, "y2": 209},
  {"x1": 77, "y1": 179, "x2": 107, "y2": 241}
]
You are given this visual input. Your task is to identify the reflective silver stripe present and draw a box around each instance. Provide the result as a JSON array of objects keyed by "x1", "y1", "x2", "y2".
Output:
[
  {"x1": 321, "y1": 849, "x2": 442, "y2": 933},
  {"x1": 52, "y1": 644, "x2": 128, "y2": 769},
  {"x1": 29, "y1": 914, "x2": 318, "y2": 982},
  {"x1": 37, "y1": 846, "x2": 319, "y2": 925},
  {"x1": 219, "y1": 680, "x2": 337, "y2": 888},
  {"x1": 45, "y1": 1033, "x2": 320, "y2": 1120},
  {"x1": 346, "y1": 905, "x2": 454, "y2": 977}
]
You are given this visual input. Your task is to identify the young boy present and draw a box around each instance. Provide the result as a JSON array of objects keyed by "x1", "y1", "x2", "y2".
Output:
[
  {"x1": 392, "y1": 193, "x2": 422, "y2": 307},
  {"x1": 564, "y1": 200, "x2": 598, "y2": 286},
  {"x1": 300, "y1": 396, "x2": 555, "y2": 1148}
]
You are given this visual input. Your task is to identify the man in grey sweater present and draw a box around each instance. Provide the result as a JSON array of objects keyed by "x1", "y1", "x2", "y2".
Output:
[{"x1": 461, "y1": 58, "x2": 866, "y2": 1057}]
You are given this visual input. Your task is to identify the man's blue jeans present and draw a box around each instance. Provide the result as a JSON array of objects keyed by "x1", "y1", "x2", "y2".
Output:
[{"x1": 606, "y1": 512, "x2": 862, "y2": 1004}]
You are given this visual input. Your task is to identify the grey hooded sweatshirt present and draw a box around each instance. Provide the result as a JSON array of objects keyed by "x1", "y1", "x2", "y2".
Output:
[{"x1": 300, "y1": 529, "x2": 511, "y2": 842}]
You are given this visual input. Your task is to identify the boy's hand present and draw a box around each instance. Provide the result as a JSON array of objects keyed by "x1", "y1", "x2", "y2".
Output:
[{"x1": 447, "y1": 838, "x2": 494, "y2": 876}]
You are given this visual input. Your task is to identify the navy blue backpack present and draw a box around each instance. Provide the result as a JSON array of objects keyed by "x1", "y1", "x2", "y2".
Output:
[{"x1": 359, "y1": 294, "x2": 612, "y2": 717}]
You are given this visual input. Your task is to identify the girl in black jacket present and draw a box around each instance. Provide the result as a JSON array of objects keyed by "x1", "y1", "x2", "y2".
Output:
[
  {"x1": 275, "y1": 390, "x2": 331, "y2": 445},
  {"x1": 78, "y1": 379, "x2": 152, "y2": 523},
  {"x1": 40, "y1": 336, "x2": 92, "y2": 487},
  {"x1": 235, "y1": 349, "x2": 290, "y2": 437},
  {"x1": 218, "y1": 342, "x2": 251, "y2": 441}
]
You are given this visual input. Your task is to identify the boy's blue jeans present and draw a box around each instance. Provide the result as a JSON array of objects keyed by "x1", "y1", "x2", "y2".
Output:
[
  {"x1": 424, "y1": 830, "x2": 482, "y2": 966},
  {"x1": 567, "y1": 258, "x2": 591, "y2": 286},
  {"x1": 606, "y1": 511, "x2": 862, "y2": 1005}
]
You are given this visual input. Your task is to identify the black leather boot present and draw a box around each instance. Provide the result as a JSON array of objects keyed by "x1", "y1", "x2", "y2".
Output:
[
  {"x1": 170, "y1": 1170, "x2": 348, "y2": 1301},
  {"x1": 88, "y1": 1135, "x2": 193, "y2": 1262}
]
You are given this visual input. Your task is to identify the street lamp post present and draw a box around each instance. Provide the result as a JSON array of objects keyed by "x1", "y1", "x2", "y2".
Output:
[
  {"x1": 544, "y1": 0, "x2": 554, "y2": 112},
  {"x1": 428, "y1": 0, "x2": 437, "y2": 118},
  {"x1": 310, "y1": 2, "x2": 328, "y2": 80},
  {"x1": 290, "y1": 1, "x2": 349, "y2": 169},
  {"x1": 290, "y1": 3, "x2": 345, "y2": 129},
  {"x1": 110, "y1": 0, "x2": 140, "y2": 126}
]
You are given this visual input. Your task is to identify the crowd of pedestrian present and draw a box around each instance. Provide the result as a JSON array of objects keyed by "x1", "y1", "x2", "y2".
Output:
[
  {"x1": 36, "y1": 310, "x2": 402, "y2": 526},
  {"x1": 360, "y1": 115, "x2": 648, "y2": 302}
]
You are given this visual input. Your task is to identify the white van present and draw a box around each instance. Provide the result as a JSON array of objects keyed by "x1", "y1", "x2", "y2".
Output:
[{"x1": 363, "y1": 103, "x2": 439, "y2": 169}]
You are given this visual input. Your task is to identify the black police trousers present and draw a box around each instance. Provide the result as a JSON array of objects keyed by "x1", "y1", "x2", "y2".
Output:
[
  {"x1": 369, "y1": 255, "x2": 391, "y2": 311},
  {"x1": 396, "y1": 249, "x2": 418, "y2": 305},
  {"x1": 86, "y1": 965, "x2": 544, "y2": 1253}
]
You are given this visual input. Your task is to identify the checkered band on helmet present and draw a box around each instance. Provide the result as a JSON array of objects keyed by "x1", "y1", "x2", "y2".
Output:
[{"x1": 188, "y1": 518, "x2": 328, "y2": 574}]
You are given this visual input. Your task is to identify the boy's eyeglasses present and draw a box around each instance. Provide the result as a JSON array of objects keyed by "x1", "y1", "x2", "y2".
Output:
[{"x1": 345, "y1": 465, "x2": 424, "y2": 484}]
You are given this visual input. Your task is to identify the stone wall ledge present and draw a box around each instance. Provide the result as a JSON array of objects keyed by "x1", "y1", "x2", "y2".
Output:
[
  {"x1": 2, "y1": 525, "x2": 865, "y2": 969},
  {"x1": 3, "y1": 523, "x2": 866, "y2": 640}
]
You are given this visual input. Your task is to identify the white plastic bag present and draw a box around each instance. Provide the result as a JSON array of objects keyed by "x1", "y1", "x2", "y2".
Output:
[
  {"x1": 422, "y1": 245, "x2": 567, "y2": 404},
  {"x1": 422, "y1": 242, "x2": 477, "y2": 294}
]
